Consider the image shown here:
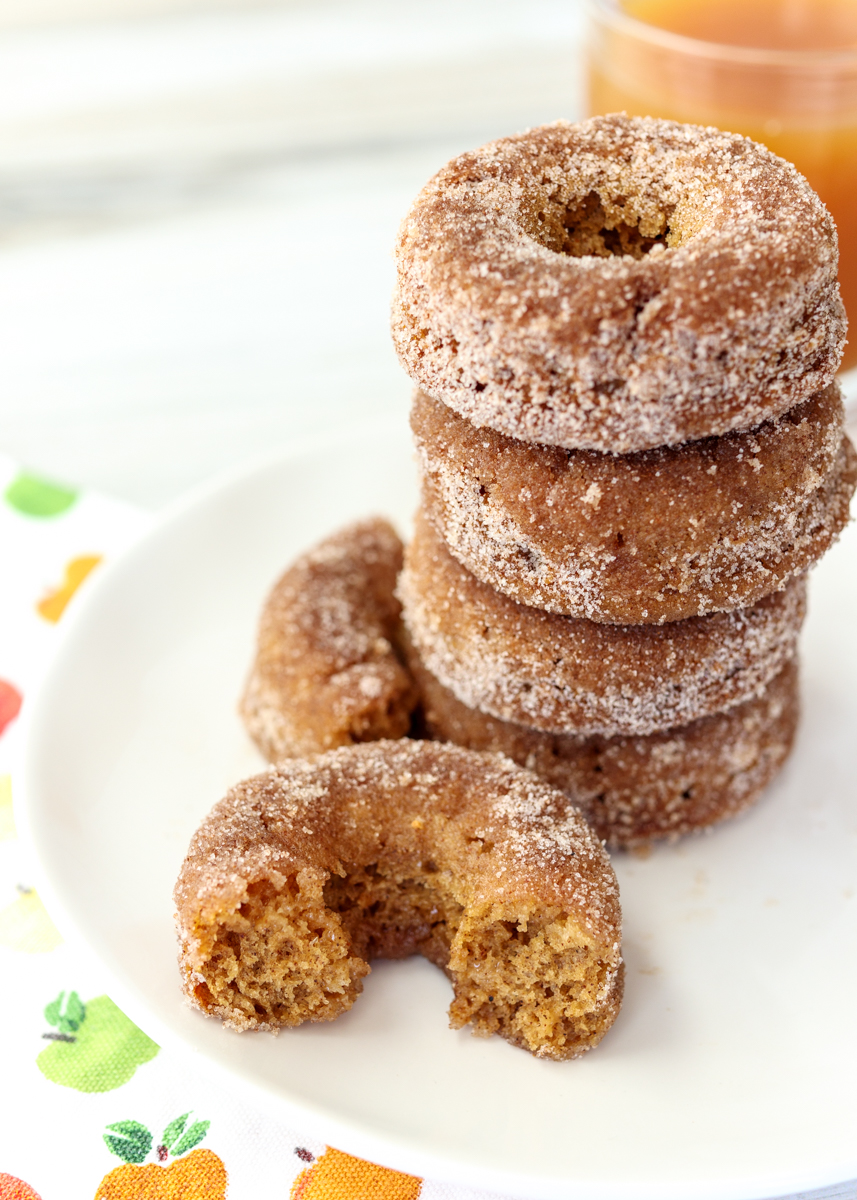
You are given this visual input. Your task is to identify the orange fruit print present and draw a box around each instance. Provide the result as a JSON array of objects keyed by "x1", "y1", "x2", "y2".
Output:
[
  {"x1": 37, "y1": 555, "x2": 102, "y2": 623},
  {"x1": 0, "y1": 1175, "x2": 42, "y2": 1200},
  {"x1": 95, "y1": 1114, "x2": 226, "y2": 1199},
  {"x1": 94, "y1": 1148, "x2": 226, "y2": 1199},
  {"x1": 290, "y1": 1147, "x2": 421, "y2": 1200}
]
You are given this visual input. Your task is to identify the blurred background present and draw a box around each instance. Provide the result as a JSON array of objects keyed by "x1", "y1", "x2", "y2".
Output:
[
  {"x1": 0, "y1": 0, "x2": 590, "y2": 506},
  {"x1": 4, "y1": 0, "x2": 855, "y2": 509}
]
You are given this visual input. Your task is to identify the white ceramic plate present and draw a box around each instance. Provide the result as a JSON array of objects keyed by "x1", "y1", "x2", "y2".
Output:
[{"x1": 20, "y1": 416, "x2": 857, "y2": 1200}]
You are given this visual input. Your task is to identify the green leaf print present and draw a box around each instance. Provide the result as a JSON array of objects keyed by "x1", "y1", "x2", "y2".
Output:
[
  {"x1": 104, "y1": 1120, "x2": 153, "y2": 1164},
  {"x1": 171, "y1": 1120, "x2": 210, "y2": 1157},
  {"x1": 43, "y1": 993, "x2": 63, "y2": 1028},
  {"x1": 160, "y1": 1113, "x2": 189, "y2": 1151},
  {"x1": 44, "y1": 989, "x2": 85, "y2": 1034}
]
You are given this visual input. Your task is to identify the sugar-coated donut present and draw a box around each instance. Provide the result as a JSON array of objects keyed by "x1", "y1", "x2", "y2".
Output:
[
  {"x1": 413, "y1": 386, "x2": 856, "y2": 624},
  {"x1": 407, "y1": 643, "x2": 798, "y2": 848},
  {"x1": 398, "y1": 511, "x2": 806, "y2": 737},
  {"x1": 240, "y1": 519, "x2": 419, "y2": 760},
  {"x1": 174, "y1": 741, "x2": 623, "y2": 1061},
  {"x1": 393, "y1": 115, "x2": 845, "y2": 454}
]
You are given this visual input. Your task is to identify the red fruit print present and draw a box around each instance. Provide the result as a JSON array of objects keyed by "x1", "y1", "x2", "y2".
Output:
[
  {"x1": 0, "y1": 680, "x2": 22, "y2": 737},
  {"x1": 0, "y1": 1174, "x2": 42, "y2": 1200}
]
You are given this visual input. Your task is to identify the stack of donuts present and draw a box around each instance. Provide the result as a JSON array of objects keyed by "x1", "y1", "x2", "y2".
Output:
[
  {"x1": 179, "y1": 115, "x2": 854, "y2": 1061},
  {"x1": 390, "y1": 114, "x2": 856, "y2": 847}
]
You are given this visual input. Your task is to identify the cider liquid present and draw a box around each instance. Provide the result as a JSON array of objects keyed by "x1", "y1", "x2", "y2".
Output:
[{"x1": 588, "y1": 0, "x2": 857, "y2": 368}]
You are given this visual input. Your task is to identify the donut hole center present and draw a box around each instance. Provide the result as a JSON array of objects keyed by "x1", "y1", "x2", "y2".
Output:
[{"x1": 537, "y1": 190, "x2": 673, "y2": 260}]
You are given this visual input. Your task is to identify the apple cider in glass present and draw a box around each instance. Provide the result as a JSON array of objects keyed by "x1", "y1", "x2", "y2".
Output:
[{"x1": 588, "y1": 0, "x2": 857, "y2": 369}]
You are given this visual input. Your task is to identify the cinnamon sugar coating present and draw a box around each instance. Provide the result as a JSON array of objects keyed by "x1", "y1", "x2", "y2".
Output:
[
  {"x1": 408, "y1": 644, "x2": 798, "y2": 849},
  {"x1": 414, "y1": 386, "x2": 857, "y2": 624},
  {"x1": 174, "y1": 741, "x2": 623, "y2": 1060},
  {"x1": 240, "y1": 519, "x2": 419, "y2": 759},
  {"x1": 399, "y1": 511, "x2": 806, "y2": 737},
  {"x1": 393, "y1": 115, "x2": 845, "y2": 454}
]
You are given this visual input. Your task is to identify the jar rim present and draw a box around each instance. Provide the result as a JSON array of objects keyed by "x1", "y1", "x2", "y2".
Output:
[{"x1": 588, "y1": 0, "x2": 857, "y2": 69}]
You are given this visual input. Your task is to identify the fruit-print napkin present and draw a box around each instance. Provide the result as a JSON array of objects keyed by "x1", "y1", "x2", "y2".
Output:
[
  {"x1": 2, "y1": 453, "x2": 853, "y2": 1200},
  {"x1": 0, "y1": 453, "x2": 515, "y2": 1200}
]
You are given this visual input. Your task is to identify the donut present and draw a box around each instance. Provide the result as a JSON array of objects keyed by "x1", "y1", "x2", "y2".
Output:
[
  {"x1": 413, "y1": 385, "x2": 857, "y2": 624},
  {"x1": 406, "y1": 643, "x2": 799, "y2": 848},
  {"x1": 398, "y1": 510, "x2": 806, "y2": 737},
  {"x1": 240, "y1": 519, "x2": 418, "y2": 760},
  {"x1": 392, "y1": 115, "x2": 845, "y2": 454},
  {"x1": 174, "y1": 740, "x2": 624, "y2": 1061}
]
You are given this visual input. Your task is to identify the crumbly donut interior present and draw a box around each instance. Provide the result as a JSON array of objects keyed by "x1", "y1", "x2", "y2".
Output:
[
  {"x1": 447, "y1": 905, "x2": 619, "y2": 1058},
  {"x1": 191, "y1": 865, "x2": 616, "y2": 1059},
  {"x1": 188, "y1": 878, "x2": 369, "y2": 1029},
  {"x1": 539, "y1": 189, "x2": 673, "y2": 260}
]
